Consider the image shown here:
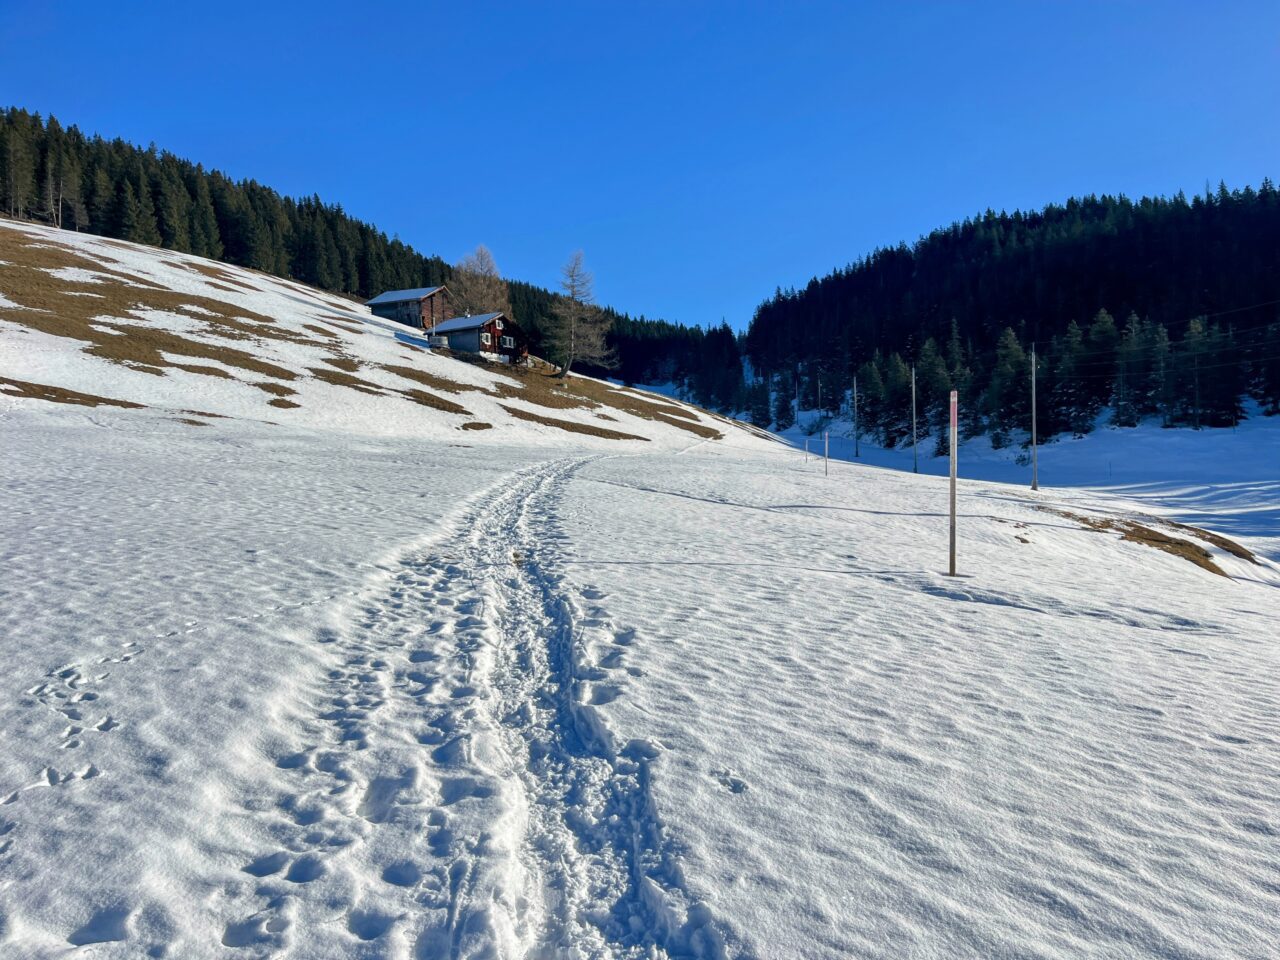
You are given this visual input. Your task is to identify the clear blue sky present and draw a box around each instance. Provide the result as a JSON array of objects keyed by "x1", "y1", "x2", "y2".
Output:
[{"x1": 2, "y1": 1, "x2": 1277, "y2": 330}]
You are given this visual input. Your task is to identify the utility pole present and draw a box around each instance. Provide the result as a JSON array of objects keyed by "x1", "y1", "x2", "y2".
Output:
[
  {"x1": 853, "y1": 376, "x2": 860, "y2": 458},
  {"x1": 1030, "y1": 344, "x2": 1039, "y2": 491},
  {"x1": 911, "y1": 365, "x2": 918, "y2": 474},
  {"x1": 824, "y1": 431, "x2": 829, "y2": 476}
]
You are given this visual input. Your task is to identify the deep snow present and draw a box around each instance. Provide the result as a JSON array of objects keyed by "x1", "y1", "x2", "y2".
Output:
[{"x1": 2, "y1": 224, "x2": 1279, "y2": 959}]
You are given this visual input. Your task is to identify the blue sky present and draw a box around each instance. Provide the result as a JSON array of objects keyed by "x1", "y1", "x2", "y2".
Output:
[{"x1": 2, "y1": 1, "x2": 1277, "y2": 330}]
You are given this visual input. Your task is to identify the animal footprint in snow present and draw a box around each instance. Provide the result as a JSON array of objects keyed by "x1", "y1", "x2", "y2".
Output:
[
  {"x1": 67, "y1": 904, "x2": 132, "y2": 946},
  {"x1": 284, "y1": 854, "x2": 325, "y2": 883},
  {"x1": 711, "y1": 768, "x2": 748, "y2": 794},
  {"x1": 346, "y1": 908, "x2": 396, "y2": 941},
  {"x1": 581, "y1": 587, "x2": 606, "y2": 600},
  {"x1": 243, "y1": 851, "x2": 289, "y2": 877},
  {"x1": 381, "y1": 860, "x2": 422, "y2": 887}
]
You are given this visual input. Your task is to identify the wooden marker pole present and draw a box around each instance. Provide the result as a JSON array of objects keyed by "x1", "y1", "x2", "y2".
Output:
[
  {"x1": 804, "y1": 438, "x2": 809, "y2": 462},
  {"x1": 948, "y1": 389, "x2": 958, "y2": 576},
  {"x1": 824, "y1": 431, "x2": 829, "y2": 476}
]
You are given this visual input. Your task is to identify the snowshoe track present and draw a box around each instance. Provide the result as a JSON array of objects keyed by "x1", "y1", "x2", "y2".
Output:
[{"x1": 224, "y1": 456, "x2": 728, "y2": 958}]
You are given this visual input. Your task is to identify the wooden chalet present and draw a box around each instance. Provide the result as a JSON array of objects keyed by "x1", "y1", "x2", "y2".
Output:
[
  {"x1": 365, "y1": 286, "x2": 453, "y2": 330},
  {"x1": 430, "y1": 313, "x2": 529, "y2": 363}
]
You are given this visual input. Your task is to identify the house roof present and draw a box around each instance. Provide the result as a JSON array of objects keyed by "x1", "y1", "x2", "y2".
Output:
[
  {"x1": 365, "y1": 286, "x2": 444, "y2": 306},
  {"x1": 430, "y1": 313, "x2": 505, "y2": 335}
]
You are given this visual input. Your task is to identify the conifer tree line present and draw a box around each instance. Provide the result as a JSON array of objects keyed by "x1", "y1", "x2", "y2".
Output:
[
  {"x1": 0, "y1": 107, "x2": 739, "y2": 396},
  {"x1": 744, "y1": 185, "x2": 1280, "y2": 445}
]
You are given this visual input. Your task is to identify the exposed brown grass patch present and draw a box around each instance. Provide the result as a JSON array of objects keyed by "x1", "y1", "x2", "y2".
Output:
[
  {"x1": 461, "y1": 421, "x2": 492, "y2": 431},
  {"x1": 379, "y1": 364, "x2": 467, "y2": 395},
  {"x1": 463, "y1": 361, "x2": 724, "y2": 439},
  {"x1": 1049, "y1": 508, "x2": 1229, "y2": 578},
  {"x1": 268, "y1": 398, "x2": 300, "y2": 409},
  {"x1": 303, "y1": 323, "x2": 340, "y2": 338},
  {"x1": 398, "y1": 388, "x2": 470, "y2": 415},
  {"x1": 183, "y1": 260, "x2": 262, "y2": 292},
  {"x1": 499, "y1": 403, "x2": 648, "y2": 441},
  {"x1": 321, "y1": 356, "x2": 361, "y2": 373},
  {"x1": 174, "y1": 417, "x2": 210, "y2": 426},
  {"x1": 252, "y1": 382, "x2": 297, "y2": 397},
  {"x1": 1164, "y1": 520, "x2": 1259, "y2": 565},
  {"x1": 616, "y1": 386, "x2": 698, "y2": 419},
  {"x1": 0, "y1": 227, "x2": 309, "y2": 388},
  {"x1": 171, "y1": 363, "x2": 235, "y2": 379},
  {"x1": 0, "y1": 376, "x2": 146, "y2": 409},
  {"x1": 307, "y1": 367, "x2": 385, "y2": 396}
]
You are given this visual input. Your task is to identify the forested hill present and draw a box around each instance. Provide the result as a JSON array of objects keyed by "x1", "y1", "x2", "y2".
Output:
[
  {"x1": 744, "y1": 186, "x2": 1280, "y2": 447},
  {"x1": 0, "y1": 107, "x2": 726, "y2": 393}
]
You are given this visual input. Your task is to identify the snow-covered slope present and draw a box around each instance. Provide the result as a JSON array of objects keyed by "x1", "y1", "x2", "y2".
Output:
[
  {"x1": 0, "y1": 218, "x2": 734, "y2": 447},
  {"x1": 2, "y1": 222, "x2": 1278, "y2": 959}
]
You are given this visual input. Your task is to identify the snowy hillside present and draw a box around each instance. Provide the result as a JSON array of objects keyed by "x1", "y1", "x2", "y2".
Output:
[
  {"x1": 0, "y1": 218, "x2": 731, "y2": 447},
  {"x1": 2, "y1": 223, "x2": 1279, "y2": 959}
]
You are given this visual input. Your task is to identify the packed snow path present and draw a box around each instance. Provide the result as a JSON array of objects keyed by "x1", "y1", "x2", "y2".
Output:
[{"x1": 219, "y1": 456, "x2": 726, "y2": 958}]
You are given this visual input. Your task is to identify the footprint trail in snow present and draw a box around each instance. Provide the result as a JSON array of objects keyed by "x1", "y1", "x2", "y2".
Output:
[{"x1": 224, "y1": 456, "x2": 727, "y2": 958}]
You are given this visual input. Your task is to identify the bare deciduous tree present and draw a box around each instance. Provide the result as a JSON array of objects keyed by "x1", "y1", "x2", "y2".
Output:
[
  {"x1": 449, "y1": 244, "x2": 512, "y2": 319},
  {"x1": 546, "y1": 250, "x2": 614, "y2": 377}
]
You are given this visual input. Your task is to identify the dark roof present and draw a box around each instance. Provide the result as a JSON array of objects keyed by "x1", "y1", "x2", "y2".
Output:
[
  {"x1": 431, "y1": 313, "x2": 505, "y2": 335},
  {"x1": 365, "y1": 286, "x2": 444, "y2": 306}
]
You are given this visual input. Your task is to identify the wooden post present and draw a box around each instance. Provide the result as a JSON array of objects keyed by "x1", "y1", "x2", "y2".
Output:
[
  {"x1": 804, "y1": 438, "x2": 809, "y2": 462},
  {"x1": 948, "y1": 389, "x2": 958, "y2": 577},
  {"x1": 824, "y1": 431, "x2": 829, "y2": 476}
]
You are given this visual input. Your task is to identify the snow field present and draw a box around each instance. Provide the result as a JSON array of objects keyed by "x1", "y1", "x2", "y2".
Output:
[
  {"x1": 2, "y1": 220, "x2": 1278, "y2": 958},
  {"x1": 554, "y1": 447, "x2": 1280, "y2": 958}
]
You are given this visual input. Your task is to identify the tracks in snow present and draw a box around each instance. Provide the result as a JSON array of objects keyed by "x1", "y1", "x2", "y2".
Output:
[{"x1": 226, "y1": 456, "x2": 727, "y2": 958}]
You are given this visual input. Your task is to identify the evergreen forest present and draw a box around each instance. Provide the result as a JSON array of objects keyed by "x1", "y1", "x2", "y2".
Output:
[{"x1": 4, "y1": 106, "x2": 1278, "y2": 447}]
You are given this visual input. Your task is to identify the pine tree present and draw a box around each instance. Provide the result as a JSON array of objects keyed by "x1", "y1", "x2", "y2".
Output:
[
  {"x1": 1, "y1": 112, "x2": 36, "y2": 218},
  {"x1": 187, "y1": 169, "x2": 222, "y2": 258},
  {"x1": 1145, "y1": 321, "x2": 1173, "y2": 424},
  {"x1": 880, "y1": 352, "x2": 911, "y2": 446},
  {"x1": 746, "y1": 380, "x2": 772, "y2": 427},
  {"x1": 133, "y1": 165, "x2": 162, "y2": 246},
  {"x1": 772, "y1": 372, "x2": 796, "y2": 430},
  {"x1": 984, "y1": 328, "x2": 1029, "y2": 447},
  {"x1": 915, "y1": 337, "x2": 952, "y2": 454},
  {"x1": 1112, "y1": 312, "x2": 1143, "y2": 426},
  {"x1": 112, "y1": 179, "x2": 141, "y2": 241},
  {"x1": 154, "y1": 167, "x2": 192, "y2": 251},
  {"x1": 855, "y1": 359, "x2": 885, "y2": 443}
]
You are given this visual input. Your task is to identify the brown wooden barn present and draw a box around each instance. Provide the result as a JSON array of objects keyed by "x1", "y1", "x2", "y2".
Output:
[{"x1": 365, "y1": 286, "x2": 453, "y2": 330}]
